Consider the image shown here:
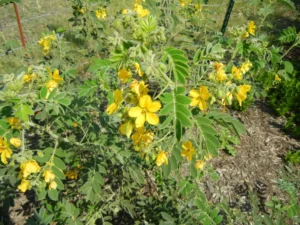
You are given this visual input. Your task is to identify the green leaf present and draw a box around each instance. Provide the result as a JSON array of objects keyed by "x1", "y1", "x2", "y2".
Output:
[
  {"x1": 164, "y1": 47, "x2": 190, "y2": 84},
  {"x1": 175, "y1": 94, "x2": 191, "y2": 105},
  {"x1": 52, "y1": 166, "x2": 65, "y2": 180},
  {"x1": 161, "y1": 212, "x2": 174, "y2": 221},
  {"x1": 196, "y1": 116, "x2": 213, "y2": 125},
  {"x1": 159, "y1": 115, "x2": 173, "y2": 129},
  {"x1": 199, "y1": 124, "x2": 217, "y2": 135},
  {"x1": 284, "y1": 61, "x2": 294, "y2": 74},
  {"x1": 88, "y1": 59, "x2": 111, "y2": 74},
  {"x1": 40, "y1": 86, "x2": 48, "y2": 99},
  {"x1": 54, "y1": 177, "x2": 64, "y2": 190},
  {"x1": 14, "y1": 103, "x2": 34, "y2": 122},
  {"x1": 160, "y1": 93, "x2": 173, "y2": 103},
  {"x1": 48, "y1": 189, "x2": 58, "y2": 201},
  {"x1": 175, "y1": 120, "x2": 182, "y2": 141},
  {"x1": 58, "y1": 98, "x2": 72, "y2": 107},
  {"x1": 176, "y1": 104, "x2": 192, "y2": 117},
  {"x1": 53, "y1": 157, "x2": 66, "y2": 170},
  {"x1": 176, "y1": 111, "x2": 192, "y2": 127},
  {"x1": 175, "y1": 87, "x2": 186, "y2": 94},
  {"x1": 163, "y1": 161, "x2": 171, "y2": 178},
  {"x1": 160, "y1": 103, "x2": 173, "y2": 115}
]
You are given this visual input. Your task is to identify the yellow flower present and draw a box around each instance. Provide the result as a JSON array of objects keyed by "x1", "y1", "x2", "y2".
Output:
[
  {"x1": 0, "y1": 147, "x2": 12, "y2": 164},
  {"x1": 204, "y1": 154, "x2": 213, "y2": 161},
  {"x1": 240, "y1": 61, "x2": 252, "y2": 74},
  {"x1": 78, "y1": 7, "x2": 86, "y2": 14},
  {"x1": 181, "y1": 141, "x2": 195, "y2": 161},
  {"x1": 215, "y1": 69, "x2": 227, "y2": 82},
  {"x1": 9, "y1": 137, "x2": 22, "y2": 148},
  {"x1": 195, "y1": 3, "x2": 202, "y2": 12},
  {"x1": 49, "y1": 69, "x2": 63, "y2": 84},
  {"x1": 106, "y1": 89, "x2": 123, "y2": 115},
  {"x1": 118, "y1": 68, "x2": 131, "y2": 83},
  {"x1": 65, "y1": 169, "x2": 79, "y2": 180},
  {"x1": 130, "y1": 80, "x2": 148, "y2": 98},
  {"x1": 189, "y1": 86, "x2": 210, "y2": 111},
  {"x1": 131, "y1": 127, "x2": 154, "y2": 149},
  {"x1": 46, "y1": 80, "x2": 59, "y2": 92},
  {"x1": 95, "y1": 7, "x2": 107, "y2": 20},
  {"x1": 119, "y1": 120, "x2": 134, "y2": 138},
  {"x1": 179, "y1": 0, "x2": 191, "y2": 7},
  {"x1": 232, "y1": 66, "x2": 243, "y2": 80},
  {"x1": 38, "y1": 34, "x2": 56, "y2": 55},
  {"x1": 221, "y1": 92, "x2": 233, "y2": 106},
  {"x1": 7, "y1": 117, "x2": 22, "y2": 130},
  {"x1": 18, "y1": 179, "x2": 30, "y2": 192},
  {"x1": 73, "y1": 122, "x2": 79, "y2": 127},
  {"x1": 43, "y1": 170, "x2": 55, "y2": 183},
  {"x1": 134, "y1": 63, "x2": 144, "y2": 77},
  {"x1": 128, "y1": 95, "x2": 161, "y2": 128},
  {"x1": 195, "y1": 160, "x2": 205, "y2": 170},
  {"x1": 275, "y1": 74, "x2": 281, "y2": 82},
  {"x1": 49, "y1": 181, "x2": 57, "y2": 190},
  {"x1": 23, "y1": 74, "x2": 36, "y2": 83},
  {"x1": 19, "y1": 160, "x2": 41, "y2": 178},
  {"x1": 248, "y1": 21, "x2": 256, "y2": 36},
  {"x1": 214, "y1": 62, "x2": 225, "y2": 71},
  {"x1": 134, "y1": 4, "x2": 150, "y2": 18},
  {"x1": 122, "y1": 9, "x2": 128, "y2": 14},
  {"x1": 0, "y1": 138, "x2": 12, "y2": 164},
  {"x1": 234, "y1": 85, "x2": 251, "y2": 106},
  {"x1": 241, "y1": 31, "x2": 249, "y2": 39},
  {"x1": 156, "y1": 151, "x2": 168, "y2": 167}
]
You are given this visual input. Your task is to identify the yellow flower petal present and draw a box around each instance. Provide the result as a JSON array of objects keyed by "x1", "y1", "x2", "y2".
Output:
[
  {"x1": 189, "y1": 89, "x2": 200, "y2": 98},
  {"x1": 128, "y1": 107, "x2": 143, "y2": 118},
  {"x1": 135, "y1": 113, "x2": 146, "y2": 128},
  {"x1": 147, "y1": 101, "x2": 161, "y2": 113},
  {"x1": 146, "y1": 112, "x2": 159, "y2": 125},
  {"x1": 106, "y1": 103, "x2": 118, "y2": 115},
  {"x1": 156, "y1": 151, "x2": 168, "y2": 166},
  {"x1": 198, "y1": 99, "x2": 207, "y2": 111},
  {"x1": 18, "y1": 179, "x2": 30, "y2": 192},
  {"x1": 10, "y1": 137, "x2": 22, "y2": 148}
]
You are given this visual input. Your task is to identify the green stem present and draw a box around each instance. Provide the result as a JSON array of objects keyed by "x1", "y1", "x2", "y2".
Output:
[{"x1": 280, "y1": 42, "x2": 298, "y2": 60}]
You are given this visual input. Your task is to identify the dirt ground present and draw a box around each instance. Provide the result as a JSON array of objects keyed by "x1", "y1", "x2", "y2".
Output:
[{"x1": 202, "y1": 101, "x2": 300, "y2": 207}]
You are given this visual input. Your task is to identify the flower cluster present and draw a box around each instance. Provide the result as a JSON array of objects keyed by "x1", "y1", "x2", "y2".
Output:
[
  {"x1": 242, "y1": 21, "x2": 256, "y2": 38},
  {"x1": 46, "y1": 69, "x2": 64, "y2": 97},
  {"x1": 18, "y1": 160, "x2": 41, "y2": 192},
  {"x1": 0, "y1": 136, "x2": 22, "y2": 164},
  {"x1": 43, "y1": 169, "x2": 57, "y2": 190},
  {"x1": 134, "y1": 0, "x2": 150, "y2": 18},
  {"x1": 23, "y1": 67, "x2": 37, "y2": 83},
  {"x1": 38, "y1": 34, "x2": 56, "y2": 55},
  {"x1": 95, "y1": 7, "x2": 107, "y2": 20}
]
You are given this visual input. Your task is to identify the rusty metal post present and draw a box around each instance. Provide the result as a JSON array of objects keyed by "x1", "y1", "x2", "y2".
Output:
[{"x1": 13, "y1": 3, "x2": 26, "y2": 48}]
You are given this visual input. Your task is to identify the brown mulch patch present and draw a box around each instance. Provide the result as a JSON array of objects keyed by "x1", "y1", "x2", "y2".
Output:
[{"x1": 203, "y1": 101, "x2": 300, "y2": 205}]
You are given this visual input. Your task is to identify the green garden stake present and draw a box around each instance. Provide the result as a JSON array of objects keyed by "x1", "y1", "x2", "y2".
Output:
[{"x1": 221, "y1": 0, "x2": 235, "y2": 35}]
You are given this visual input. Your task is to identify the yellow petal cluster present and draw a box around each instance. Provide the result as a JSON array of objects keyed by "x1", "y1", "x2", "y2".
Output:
[
  {"x1": 156, "y1": 151, "x2": 168, "y2": 167},
  {"x1": 189, "y1": 86, "x2": 210, "y2": 111},
  {"x1": 134, "y1": 4, "x2": 150, "y2": 18},
  {"x1": 275, "y1": 74, "x2": 281, "y2": 82},
  {"x1": 19, "y1": 160, "x2": 41, "y2": 178},
  {"x1": 9, "y1": 137, "x2": 22, "y2": 148},
  {"x1": 234, "y1": 85, "x2": 251, "y2": 106},
  {"x1": 181, "y1": 141, "x2": 195, "y2": 161},
  {"x1": 106, "y1": 89, "x2": 123, "y2": 115},
  {"x1": 95, "y1": 7, "x2": 107, "y2": 20},
  {"x1": 134, "y1": 63, "x2": 144, "y2": 77},
  {"x1": 213, "y1": 62, "x2": 227, "y2": 81},
  {"x1": 130, "y1": 80, "x2": 148, "y2": 98},
  {"x1": 179, "y1": 0, "x2": 191, "y2": 7},
  {"x1": 248, "y1": 21, "x2": 256, "y2": 36},
  {"x1": 6, "y1": 117, "x2": 22, "y2": 130},
  {"x1": 43, "y1": 169, "x2": 55, "y2": 183},
  {"x1": 78, "y1": 7, "x2": 86, "y2": 14},
  {"x1": 128, "y1": 95, "x2": 161, "y2": 128},
  {"x1": 49, "y1": 181, "x2": 57, "y2": 190},
  {"x1": 240, "y1": 61, "x2": 252, "y2": 74},
  {"x1": 0, "y1": 138, "x2": 12, "y2": 164},
  {"x1": 118, "y1": 68, "x2": 131, "y2": 83},
  {"x1": 232, "y1": 66, "x2": 243, "y2": 80},
  {"x1": 18, "y1": 179, "x2": 30, "y2": 192},
  {"x1": 195, "y1": 160, "x2": 205, "y2": 170},
  {"x1": 131, "y1": 127, "x2": 154, "y2": 150},
  {"x1": 65, "y1": 169, "x2": 79, "y2": 180},
  {"x1": 38, "y1": 34, "x2": 56, "y2": 55}
]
